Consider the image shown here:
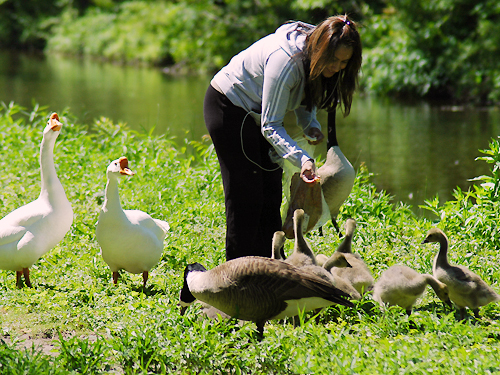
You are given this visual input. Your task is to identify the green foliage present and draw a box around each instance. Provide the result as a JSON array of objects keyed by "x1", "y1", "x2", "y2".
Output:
[
  {"x1": 1, "y1": 103, "x2": 500, "y2": 372},
  {"x1": 362, "y1": 0, "x2": 500, "y2": 103},
  {"x1": 3, "y1": 0, "x2": 500, "y2": 102}
]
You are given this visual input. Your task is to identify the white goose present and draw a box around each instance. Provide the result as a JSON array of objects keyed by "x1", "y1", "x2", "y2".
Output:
[
  {"x1": 0, "y1": 112, "x2": 73, "y2": 288},
  {"x1": 96, "y1": 157, "x2": 169, "y2": 287}
]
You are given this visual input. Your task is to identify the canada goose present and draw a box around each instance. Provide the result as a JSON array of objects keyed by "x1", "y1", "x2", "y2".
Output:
[
  {"x1": 96, "y1": 157, "x2": 170, "y2": 287},
  {"x1": 0, "y1": 113, "x2": 73, "y2": 288},
  {"x1": 179, "y1": 256, "x2": 353, "y2": 338},
  {"x1": 284, "y1": 209, "x2": 317, "y2": 268},
  {"x1": 271, "y1": 230, "x2": 286, "y2": 260},
  {"x1": 422, "y1": 228, "x2": 500, "y2": 319},
  {"x1": 372, "y1": 264, "x2": 451, "y2": 315},
  {"x1": 327, "y1": 219, "x2": 374, "y2": 294},
  {"x1": 281, "y1": 173, "x2": 323, "y2": 239},
  {"x1": 316, "y1": 118, "x2": 355, "y2": 237}
]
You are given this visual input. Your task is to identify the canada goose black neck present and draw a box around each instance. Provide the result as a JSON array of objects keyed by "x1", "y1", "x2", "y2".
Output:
[
  {"x1": 294, "y1": 209, "x2": 315, "y2": 261},
  {"x1": 327, "y1": 110, "x2": 339, "y2": 148}
]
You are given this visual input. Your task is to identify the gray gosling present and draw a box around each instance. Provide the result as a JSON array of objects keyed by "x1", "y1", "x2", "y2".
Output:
[
  {"x1": 316, "y1": 252, "x2": 351, "y2": 268},
  {"x1": 315, "y1": 254, "x2": 328, "y2": 267},
  {"x1": 372, "y1": 264, "x2": 451, "y2": 315},
  {"x1": 328, "y1": 218, "x2": 374, "y2": 294},
  {"x1": 422, "y1": 228, "x2": 500, "y2": 320},
  {"x1": 271, "y1": 231, "x2": 287, "y2": 260},
  {"x1": 179, "y1": 256, "x2": 354, "y2": 338},
  {"x1": 284, "y1": 209, "x2": 317, "y2": 268}
]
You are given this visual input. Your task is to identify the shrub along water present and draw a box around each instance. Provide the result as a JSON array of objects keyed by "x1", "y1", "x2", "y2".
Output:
[{"x1": 0, "y1": 102, "x2": 499, "y2": 374}]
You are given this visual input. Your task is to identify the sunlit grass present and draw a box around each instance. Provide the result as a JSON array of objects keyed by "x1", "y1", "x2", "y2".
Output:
[{"x1": 1, "y1": 102, "x2": 500, "y2": 374}]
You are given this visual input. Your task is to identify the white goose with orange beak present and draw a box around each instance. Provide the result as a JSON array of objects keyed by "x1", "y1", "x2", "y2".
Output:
[
  {"x1": 96, "y1": 157, "x2": 169, "y2": 288},
  {"x1": 0, "y1": 113, "x2": 73, "y2": 288}
]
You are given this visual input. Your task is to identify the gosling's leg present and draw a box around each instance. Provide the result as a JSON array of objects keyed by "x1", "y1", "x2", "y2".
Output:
[
  {"x1": 142, "y1": 271, "x2": 149, "y2": 288},
  {"x1": 112, "y1": 271, "x2": 119, "y2": 285}
]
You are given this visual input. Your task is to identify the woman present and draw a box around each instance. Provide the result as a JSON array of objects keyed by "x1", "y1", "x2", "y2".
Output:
[{"x1": 204, "y1": 15, "x2": 362, "y2": 261}]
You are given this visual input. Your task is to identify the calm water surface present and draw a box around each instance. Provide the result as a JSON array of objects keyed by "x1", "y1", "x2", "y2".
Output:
[{"x1": 1, "y1": 51, "x2": 499, "y2": 215}]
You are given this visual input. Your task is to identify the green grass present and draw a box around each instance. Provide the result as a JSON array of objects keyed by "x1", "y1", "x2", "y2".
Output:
[{"x1": 1, "y1": 102, "x2": 500, "y2": 374}]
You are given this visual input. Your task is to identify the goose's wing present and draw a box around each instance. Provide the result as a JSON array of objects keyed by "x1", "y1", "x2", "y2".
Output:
[
  {"x1": 0, "y1": 202, "x2": 47, "y2": 246},
  {"x1": 227, "y1": 257, "x2": 353, "y2": 306},
  {"x1": 0, "y1": 224, "x2": 27, "y2": 246},
  {"x1": 153, "y1": 218, "x2": 170, "y2": 234},
  {"x1": 124, "y1": 209, "x2": 169, "y2": 240},
  {"x1": 205, "y1": 257, "x2": 352, "y2": 322},
  {"x1": 444, "y1": 265, "x2": 481, "y2": 292}
]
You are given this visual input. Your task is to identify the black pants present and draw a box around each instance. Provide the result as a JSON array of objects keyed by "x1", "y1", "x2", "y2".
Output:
[{"x1": 203, "y1": 85, "x2": 283, "y2": 261}]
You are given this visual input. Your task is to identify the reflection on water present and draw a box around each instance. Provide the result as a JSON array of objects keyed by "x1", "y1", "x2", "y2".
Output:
[{"x1": 1, "y1": 51, "x2": 498, "y2": 215}]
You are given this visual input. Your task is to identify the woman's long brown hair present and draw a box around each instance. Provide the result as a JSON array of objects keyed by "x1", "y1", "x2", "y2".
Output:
[{"x1": 300, "y1": 15, "x2": 362, "y2": 116}]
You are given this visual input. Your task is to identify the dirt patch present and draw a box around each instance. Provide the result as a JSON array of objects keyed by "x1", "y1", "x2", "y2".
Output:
[{"x1": 2, "y1": 331, "x2": 98, "y2": 357}]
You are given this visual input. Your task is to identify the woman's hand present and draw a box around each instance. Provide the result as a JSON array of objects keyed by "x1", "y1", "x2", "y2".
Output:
[
  {"x1": 304, "y1": 127, "x2": 325, "y2": 145},
  {"x1": 300, "y1": 159, "x2": 320, "y2": 183}
]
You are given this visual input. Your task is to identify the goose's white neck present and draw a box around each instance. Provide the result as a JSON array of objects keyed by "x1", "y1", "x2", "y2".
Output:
[
  {"x1": 102, "y1": 177, "x2": 125, "y2": 214},
  {"x1": 39, "y1": 132, "x2": 65, "y2": 201}
]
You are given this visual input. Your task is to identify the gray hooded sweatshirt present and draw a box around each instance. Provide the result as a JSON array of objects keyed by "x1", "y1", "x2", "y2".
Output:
[{"x1": 211, "y1": 21, "x2": 321, "y2": 169}]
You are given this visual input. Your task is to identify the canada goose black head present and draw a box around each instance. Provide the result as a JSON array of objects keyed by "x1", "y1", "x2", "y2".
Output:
[{"x1": 179, "y1": 262, "x2": 207, "y2": 315}]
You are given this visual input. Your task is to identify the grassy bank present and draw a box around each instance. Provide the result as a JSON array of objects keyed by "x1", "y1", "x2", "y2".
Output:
[{"x1": 1, "y1": 102, "x2": 500, "y2": 374}]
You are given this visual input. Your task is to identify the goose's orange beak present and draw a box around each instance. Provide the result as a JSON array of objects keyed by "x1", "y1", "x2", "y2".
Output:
[
  {"x1": 118, "y1": 156, "x2": 135, "y2": 176},
  {"x1": 49, "y1": 113, "x2": 62, "y2": 132}
]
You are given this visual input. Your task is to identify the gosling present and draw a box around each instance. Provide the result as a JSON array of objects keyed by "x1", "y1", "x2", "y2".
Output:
[
  {"x1": 372, "y1": 264, "x2": 451, "y2": 315},
  {"x1": 328, "y1": 218, "x2": 374, "y2": 294},
  {"x1": 422, "y1": 228, "x2": 500, "y2": 319}
]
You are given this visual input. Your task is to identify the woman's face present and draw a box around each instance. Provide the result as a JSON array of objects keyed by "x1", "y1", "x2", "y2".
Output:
[{"x1": 322, "y1": 45, "x2": 353, "y2": 78}]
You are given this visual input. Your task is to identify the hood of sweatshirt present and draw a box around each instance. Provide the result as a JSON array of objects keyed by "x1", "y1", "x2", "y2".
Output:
[{"x1": 274, "y1": 21, "x2": 314, "y2": 58}]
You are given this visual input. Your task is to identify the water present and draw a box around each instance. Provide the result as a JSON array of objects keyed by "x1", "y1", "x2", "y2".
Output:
[{"x1": 1, "y1": 51, "x2": 498, "y2": 215}]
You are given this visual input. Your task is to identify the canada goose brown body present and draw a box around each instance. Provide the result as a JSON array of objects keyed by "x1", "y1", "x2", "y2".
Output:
[
  {"x1": 423, "y1": 228, "x2": 500, "y2": 319},
  {"x1": 317, "y1": 145, "x2": 355, "y2": 235},
  {"x1": 284, "y1": 209, "x2": 317, "y2": 268},
  {"x1": 372, "y1": 264, "x2": 451, "y2": 315},
  {"x1": 179, "y1": 256, "x2": 353, "y2": 337},
  {"x1": 328, "y1": 219, "x2": 374, "y2": 294}
]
